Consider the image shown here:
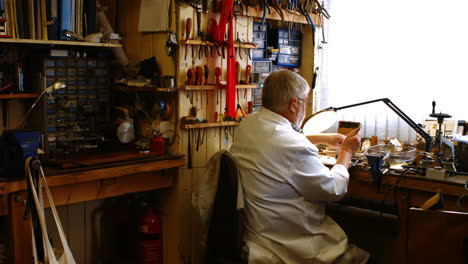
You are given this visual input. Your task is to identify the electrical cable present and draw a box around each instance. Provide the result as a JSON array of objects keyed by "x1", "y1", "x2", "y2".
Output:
[{"x1": 379, "y1": 168, "x2": 410, "y2": 218}]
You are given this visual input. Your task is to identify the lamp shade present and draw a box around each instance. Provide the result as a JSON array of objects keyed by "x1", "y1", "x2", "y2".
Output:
[{"x1": 302, "y1": 110, "x2": 338, "y2": 135}]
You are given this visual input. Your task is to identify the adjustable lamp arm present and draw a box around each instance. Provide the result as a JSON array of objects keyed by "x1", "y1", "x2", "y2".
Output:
[{"x1": 332, "y1": 98, "x2": 434, "y2": 152}]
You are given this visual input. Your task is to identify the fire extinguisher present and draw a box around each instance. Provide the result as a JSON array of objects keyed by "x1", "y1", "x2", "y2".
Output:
[{"x1": 138, "y1": 207, "x2": 161, "y2": 264}]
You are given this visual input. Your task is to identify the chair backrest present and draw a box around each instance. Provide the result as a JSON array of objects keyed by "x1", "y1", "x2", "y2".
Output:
[{"x1": 205, "y1": 152, "x2": 245, "y2": 264}]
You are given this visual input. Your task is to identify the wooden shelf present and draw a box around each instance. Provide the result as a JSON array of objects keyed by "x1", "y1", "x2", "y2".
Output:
[
  {"x1": 114, "y1": 86, "x2": 177, "y2": 92},
  {"x1": 0, "y1": 93, "x2": 40, "y2": 99},
  {"x1": 0, "y1": 38, "x2": 122, "y2": 48},
  {"x1": 182, "y1": 121, "x2": 239, "y2": 129},
  {"x1": 236, "y1": 84, "x2": 258, "y2": 89},
  {"x1": 181, "y1": 84, "x2": 257, "y2": 90},
  {"x1": 242, "y1": 7, "x2": 321, "y2": 26},
  {"x1": 183, "y1": 39, "x2": 257, "y2": 49}
]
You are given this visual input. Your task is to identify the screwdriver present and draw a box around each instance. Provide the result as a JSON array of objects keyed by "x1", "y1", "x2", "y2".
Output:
[
  {"x1": 244, "y1": 64, "x2": 252, "y2": 98},
  {"x1": 204, "y1": 65, "x2": 209, "y2": 85},
  {"x1": 204, "y1": 65, "x2": 209, "y2": 105},
  {"x1": 185, "y1": 18, "x2": 192, "y2": 61},
  {"x1": 215, "y1": 67, "x2": 221, "y2": 105}
]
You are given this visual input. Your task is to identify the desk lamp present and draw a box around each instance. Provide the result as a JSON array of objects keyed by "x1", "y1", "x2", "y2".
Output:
[
  {"x1": 19, "y1": 81, "x2": 66, "y2": 128},
  {"x1": 302, "y1": 98, "x2": 434, "y2": 153}
]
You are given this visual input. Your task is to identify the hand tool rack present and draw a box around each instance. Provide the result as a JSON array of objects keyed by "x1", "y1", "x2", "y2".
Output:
[
  {"x1": 180, "y1": 84, "x2": 257, "y2": 91},
  {"x1": 182, "y1": 39, "x2": 257, "y2": 49}
]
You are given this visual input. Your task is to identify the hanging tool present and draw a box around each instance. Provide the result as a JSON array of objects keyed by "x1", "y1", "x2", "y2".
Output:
[
  {"x1": 196, "y1": 128, "x2": 201, "y2": 151},
  {"x1": 236, "y1": 33, "x2": 243, "y2": 60},
  {"x1": 196, "y1": 66, "x2": 203, "y2": 85},
  {"x1": 201, "y1": 66, "x2": 205, "y2": 86},
  {"x1": 236, "y1": 103, "x2": 247, "y2": 120},
  {"x1": 187, "y1": 69, "x2": 194, "y2": 85},
  {"x1": 269, "y1": 0, "x2": 284, "y2": 22},
  {"x1": 185, "y1": 18, "x2": 192, "y2": 61},
  {"x1": 244, "y1": 64, "x2": 252, "y2": 98},
  {"x1": 312, "y1": 67, "x2": 318, "y2": 89},
  {"x1": 203, "y1": 0, "x2": 212, "y2": 13},
  {"x1": 188, "y1": 130, "x2": 192, "y2": 169},
  {"x1": 232, "y1": 0, "x2": 244, "y2": 17},
  {"x1": 225, "y1": 6, "x2": 236, "y2": 119},
  {"x1": 215, "y1": 67, "x2": 221, "y2": 105},
  {"x1": 187, "y1": 69, "x2": 194, "y2": 104},
  {"x1": 314, "y1": 0, "x2": 330, "y2": 19},
  {"x1": 198, "y1": 32, "x2": 209, "y2": 59},
  {"x1": 235, "y1": 62, "x2": 240, "y2": 85},
  {"x1": 298, "y1": 0, "x2": 315, "y2": 32},
  {"x1": 201, "y1": 128, "x2": 206, "y2": 144},
  {"x1": 196, "y1": 1, "x2": 203, "y2": 38},
  {"x1": 261, "y1": 0, "x2": 271, "y2": 25},
  {"x1": 204, "y1": 65, "x2": 209, "y2": 85},
  {"x1": 194, "y1": 66, "x2": 203, "y2": 105},
  {"x1": 166, "y1": 31, "x2": 178, "y2": 57},
  {"x1": 245, "y1": 64, "x2": 252, "y2": 84}
]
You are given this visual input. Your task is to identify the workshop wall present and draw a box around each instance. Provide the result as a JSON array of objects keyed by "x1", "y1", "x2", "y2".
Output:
[
  {"x1": 176, "y1": 5, "x2": 253, "y2": 263},
  {"x1": 18, "y1": 1, "x2": 321, "y2": 264},
  {"x1": 114, "y1": 1, "x2": 319, "y2": 263},
  {"x1": 8, "y1": 2, "x2": 320, "y2": 263}
]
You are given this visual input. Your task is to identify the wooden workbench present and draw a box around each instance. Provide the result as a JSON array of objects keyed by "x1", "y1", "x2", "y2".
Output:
[
  {"x1": 346, "y1": 167, "x2": 468, "y2": 264},
  {"x1": 1, "y1": 152, "x2": 185, "y2": 264}
]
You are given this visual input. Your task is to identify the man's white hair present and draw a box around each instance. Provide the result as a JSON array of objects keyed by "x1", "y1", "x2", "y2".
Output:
[{"x1": 262, "y1": 70, "x2": 310, "y2": 113}]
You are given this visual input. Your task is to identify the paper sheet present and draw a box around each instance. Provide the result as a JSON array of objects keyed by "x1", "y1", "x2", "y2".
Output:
[{"x1": 138, "y1": 0, "x2": 170, "y2": 32}]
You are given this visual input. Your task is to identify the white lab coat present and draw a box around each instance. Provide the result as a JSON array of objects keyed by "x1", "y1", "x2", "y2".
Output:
[{"x1": 230, "y1": 108, "x2": 369, "y2": 264}]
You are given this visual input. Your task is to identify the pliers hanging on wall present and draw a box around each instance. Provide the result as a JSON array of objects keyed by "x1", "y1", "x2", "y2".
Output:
[
  {"x1": 261, "y1": 0, "x2": 271, "y2": 25},
  {"x1": 269, "y1": 0, "x2": 284, "y2": 22},
  {"x1": 233, "y1": 0, "x2": 244, "y2": 17},
  {"x1": 198, "y1": 32, "x2": 209, "y2": 59},
  {"x1": 298, "y1": 0, "x2": 315, "y2": 32},
  {"x1": 236, "y1": 33, "x2": 243, "y2": 60}
]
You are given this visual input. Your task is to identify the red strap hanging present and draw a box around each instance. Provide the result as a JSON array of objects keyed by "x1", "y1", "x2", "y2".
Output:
[{"x1": 225, "y1": 11, "x2": 236, "y2": 118}]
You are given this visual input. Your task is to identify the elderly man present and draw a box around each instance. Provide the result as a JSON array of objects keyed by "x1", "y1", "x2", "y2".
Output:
[{"x1": 230, "y1": 70, "x2": 370, "y2": 264}]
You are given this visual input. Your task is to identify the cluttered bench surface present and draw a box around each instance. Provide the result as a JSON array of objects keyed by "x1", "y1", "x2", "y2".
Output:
[{"x1": 2, "y1": 150, "x2": 185, "y2": 263}]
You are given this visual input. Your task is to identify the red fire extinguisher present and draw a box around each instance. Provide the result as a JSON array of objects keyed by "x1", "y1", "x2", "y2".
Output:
[{"x1": 138, "y1": 207, "x2": 161, "y2": 264}]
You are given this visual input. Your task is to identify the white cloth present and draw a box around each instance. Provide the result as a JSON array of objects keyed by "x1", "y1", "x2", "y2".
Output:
[{"x1": 230, "y1": 108, "x2": 369, "y2": 264}]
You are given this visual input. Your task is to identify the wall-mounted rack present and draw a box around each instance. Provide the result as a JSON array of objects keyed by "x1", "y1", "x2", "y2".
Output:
[
  {"x1": 113, "y1": 86, "x2": 177, "y2": 92},
  {"x1": 0, "y1": 93, "x2": 41, "y2": 99},
  {"x1": 182, "y1": 40, "x2": 257, "y2": 49},
  {"x1": 0, "y1": 39, "x2": 122, "y2": 48},
  {"x1": 181, "y1": 84, "x2": 257, "y2": 91},
  {"x1": 181, "y1": 121, "x2": 239, "y2": 129},
  {"x1": 242, "y1": 7, "x2": 321, "y2": 26}
]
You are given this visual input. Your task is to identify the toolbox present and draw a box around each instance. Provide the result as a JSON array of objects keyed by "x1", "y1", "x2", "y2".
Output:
[
  {"x1": 251, "y1": 60, "x2": 273, "y2": 107},
  {"x1": 41, "y1": 52, "x2": 110, "y2": 158},
  {"x1": 268, "y1": 29, "x2": 302, "y2": 67},
  {"x1": 252, "y1": 22, "x2": 268, "y2": 60}
]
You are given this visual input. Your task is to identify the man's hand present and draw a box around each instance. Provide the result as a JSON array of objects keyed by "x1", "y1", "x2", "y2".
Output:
[
  {"x1": 336, "y1": 128, "x2": 361, "y2": 168},
  {"x1": 341, "y1": 128, "x2": 362, "y2": 155}
]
